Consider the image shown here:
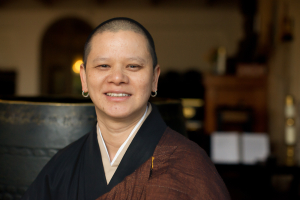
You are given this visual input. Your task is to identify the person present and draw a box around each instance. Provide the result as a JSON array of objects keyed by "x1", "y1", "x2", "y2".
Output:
[{"x1": 21, "y1": 17, "x2": 230, "y2": 200}]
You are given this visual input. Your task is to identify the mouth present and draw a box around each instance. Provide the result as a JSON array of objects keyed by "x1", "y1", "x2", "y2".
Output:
[{"x1": 105, "y1": 93, "x2": 131, "y2": 97}]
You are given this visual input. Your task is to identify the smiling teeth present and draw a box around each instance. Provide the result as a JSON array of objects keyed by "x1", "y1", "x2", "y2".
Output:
[{"x1": 106, "y1": 93, "x2": 130, "y2": 97}]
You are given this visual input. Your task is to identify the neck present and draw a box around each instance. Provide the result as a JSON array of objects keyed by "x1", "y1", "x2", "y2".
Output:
[{"x1": 97, "y1": 105, "x2": 147, "y2": 161}]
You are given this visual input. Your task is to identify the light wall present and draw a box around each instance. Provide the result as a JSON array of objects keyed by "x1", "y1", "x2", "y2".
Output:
[{"x1": 0, "y1": 6, "x2": 243, "y2": 95}]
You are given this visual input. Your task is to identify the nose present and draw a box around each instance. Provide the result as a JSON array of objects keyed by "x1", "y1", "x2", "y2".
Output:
[{"x1": 107, "y1": 67, "x2": 129, "y2": 85}]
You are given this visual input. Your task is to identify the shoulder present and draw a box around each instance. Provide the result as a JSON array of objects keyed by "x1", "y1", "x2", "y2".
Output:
[
  {"x1": 159, "y1": 127, "x2": 211, "y2": 165},
  {"x1": 153, "y1": 127, "x2": 230, "y2": 199},
  {"x1": 21, "y1": 131, "x2": 92, "y2": 200},
  {"x1": 49, "y1": 132, "x2": 91, "y2": 164},
  {"x1": 54, "y1": 131, "x2": 90, "y2": 159},
  {"x1": 43, "y1": 132, "x2": 90, "y2": 173},
  {"x1": 159, "y1": 127, "x2": 216, "y2": 174}
]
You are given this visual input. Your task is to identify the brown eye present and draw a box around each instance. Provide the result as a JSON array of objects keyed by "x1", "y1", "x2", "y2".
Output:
[{"x1": 128, "y1": 65, "x2": 141, "y2": 69}]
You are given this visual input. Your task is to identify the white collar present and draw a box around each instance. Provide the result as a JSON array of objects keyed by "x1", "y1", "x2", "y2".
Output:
[{"x1": 98, "y1": 106, "x2": 148, "y2": 166}]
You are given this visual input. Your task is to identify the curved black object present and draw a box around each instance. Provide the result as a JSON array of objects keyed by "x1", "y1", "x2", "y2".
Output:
[
  {"x1": 0, "y1": 97, "x2": 186, "y2": 199},
  {"x1": 0, "y1": 97, "x2": 97, "y2": 199}
]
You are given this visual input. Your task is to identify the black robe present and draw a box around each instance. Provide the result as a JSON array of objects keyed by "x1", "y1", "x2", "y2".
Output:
[{"x1": 21, "y1": 105, "x2": 167, "y2": 200}]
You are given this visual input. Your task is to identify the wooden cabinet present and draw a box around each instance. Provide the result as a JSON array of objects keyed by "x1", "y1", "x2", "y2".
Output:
[{"x1": 203, "y1": 75, "x2": 267, "y2": 134}]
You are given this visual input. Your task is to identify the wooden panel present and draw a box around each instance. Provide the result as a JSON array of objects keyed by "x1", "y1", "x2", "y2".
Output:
[{"x1": 204, "y1": 75, "x2": 267, "y2": 134}]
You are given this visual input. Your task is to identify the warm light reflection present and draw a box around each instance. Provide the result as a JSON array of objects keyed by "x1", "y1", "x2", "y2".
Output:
[
  {"x1": 72, "y1": 60, "x2": 83, "y2": 74},
  {"x1": 183, "y1": 107, "x2": 196, "y2": 119}
]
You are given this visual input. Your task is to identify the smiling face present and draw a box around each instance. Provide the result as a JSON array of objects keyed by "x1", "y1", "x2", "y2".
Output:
[{"x1": 80, "y1": 30, "x2": 160, "y2": 122}]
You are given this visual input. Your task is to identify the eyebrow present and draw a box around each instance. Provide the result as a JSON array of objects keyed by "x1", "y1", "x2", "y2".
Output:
[
  {"x1": 92, "y1": 57, "x2": 109, "y2": 64},
  {"x1": 92, "y1": 56, "x2": 147, "y2": 64},
  {"x1": 127, "y1": 57, "x2": 147, "y2": 64}
]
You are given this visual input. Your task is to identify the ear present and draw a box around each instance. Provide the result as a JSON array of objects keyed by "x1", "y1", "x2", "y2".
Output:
[
  {"x1": 152, "y1": 64, "x2": 160, "y2": 92},
  {"x1": 80, "y1": 63, "x2": 88, "y2": 92}
]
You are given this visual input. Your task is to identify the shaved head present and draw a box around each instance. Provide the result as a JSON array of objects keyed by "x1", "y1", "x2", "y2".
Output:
[{"x1": 83, "y1": 18, "x2": 157, "y2": 68}]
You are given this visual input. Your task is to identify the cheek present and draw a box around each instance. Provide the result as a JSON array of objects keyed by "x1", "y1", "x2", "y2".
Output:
[
  {"x1": 86, "y1": 71, "x2": 103, "y2": 93},
  {"x1": 87, "y1": 71, "x2": 101, "y2": 84},
  {"x1": 135, "y1": 75, "x2": 153, "y2": 95}
]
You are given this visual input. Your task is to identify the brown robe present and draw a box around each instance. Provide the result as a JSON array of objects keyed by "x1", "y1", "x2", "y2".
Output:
[{"x1": 97, "y1": 127, "x2": 230, "y2": 200}]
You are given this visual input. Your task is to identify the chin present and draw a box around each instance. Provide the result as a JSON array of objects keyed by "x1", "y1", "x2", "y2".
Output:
[
  {"x1": 98, "y1": 104, "x2": 146, "y2": 120},
  {"x1": 108, "y1": 113, "x2": 131, "y2": 119},
  {"x1": 98, "y1": 105, "x2": 130, "y2": 118}
]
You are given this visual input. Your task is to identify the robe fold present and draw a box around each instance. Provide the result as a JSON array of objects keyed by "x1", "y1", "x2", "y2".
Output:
[{"x1": 21, "y1": 104, "x2": 230, "y2": 200}]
